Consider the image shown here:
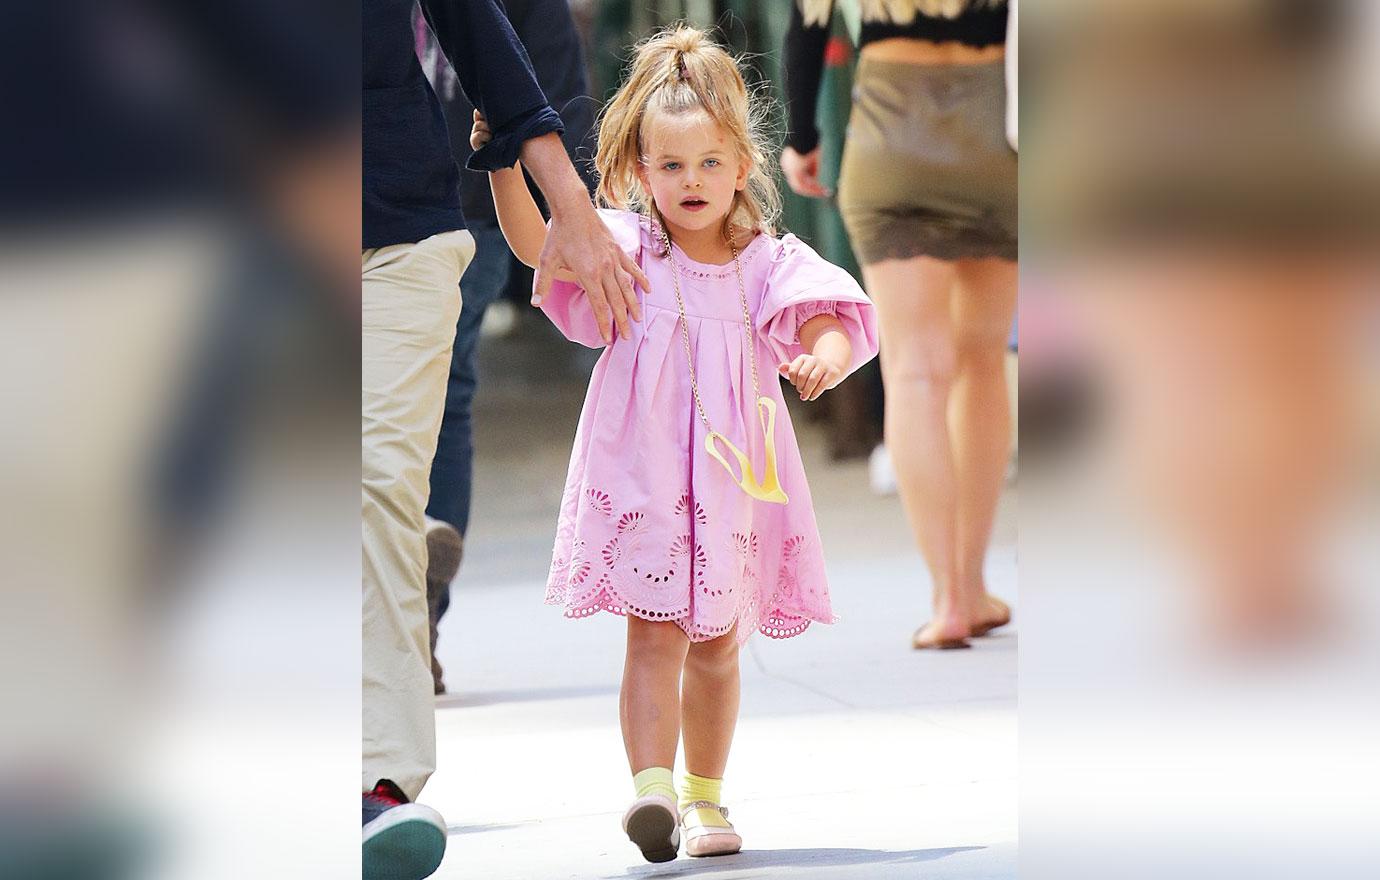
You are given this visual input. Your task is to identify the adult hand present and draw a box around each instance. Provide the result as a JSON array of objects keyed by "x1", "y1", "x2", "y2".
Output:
[
  {"x1": 519, "y1": 133, "x2": 648, "y2": 344},
  {"x1": 780, "y1": 146, "x2": 831, "y2": 199},
  {"x1": 537, "y1": 202, "x2": 647, "y2": 343}
]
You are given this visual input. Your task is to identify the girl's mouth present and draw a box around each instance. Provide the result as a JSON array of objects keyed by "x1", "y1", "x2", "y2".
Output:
[{"x1": 680, "y1": 197, "x2": 709, "y2": 212}]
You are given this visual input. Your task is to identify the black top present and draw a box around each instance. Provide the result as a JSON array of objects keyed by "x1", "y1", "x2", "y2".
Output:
[
  {"x1": 363, "y1": 0, "x2": 564, "y2": 249},
  {"x1": 784, "y1": 1, "x2": 1008, "y2": 153}
]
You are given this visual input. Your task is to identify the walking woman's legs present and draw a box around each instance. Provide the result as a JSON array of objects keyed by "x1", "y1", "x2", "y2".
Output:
[
  {"x1": 680, "y1": 629, "x2": 740, "y2": 779},
  {"x1": 621, "y1": 617, "x2": 690, "y2": 773},
  {"x1": 952, "y1": 257, "x2": 1019, "y2": 631},
  {"x1": 862, "y1": 256, "x2": 969, "y2": 644}
]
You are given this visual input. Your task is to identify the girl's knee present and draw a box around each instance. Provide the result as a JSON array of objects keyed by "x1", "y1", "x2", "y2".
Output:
[
  {"x1": 687, "y1": 631, "x2": 740, "y2": 671},
  {"x1": 627, "y1": 617, "x2": 689, "y2": 659}
]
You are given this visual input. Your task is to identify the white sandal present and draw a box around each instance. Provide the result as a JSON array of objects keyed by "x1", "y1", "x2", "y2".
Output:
[{"x1": 680, "y1": 800, "x2": 742, "y2": 858}]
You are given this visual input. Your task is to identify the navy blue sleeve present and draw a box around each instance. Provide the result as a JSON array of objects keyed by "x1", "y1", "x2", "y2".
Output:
[
  {"x1": 512, "y1": 0, "x2": 593, "y2": 182},
  {"x1": 418, "y1": 0, "x2": 564, "y2": 171}
]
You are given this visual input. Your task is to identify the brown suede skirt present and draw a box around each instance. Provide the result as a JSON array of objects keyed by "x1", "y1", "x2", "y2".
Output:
[{"x1": 838, "y1": 56, "x2": 1018, "y2": 264}]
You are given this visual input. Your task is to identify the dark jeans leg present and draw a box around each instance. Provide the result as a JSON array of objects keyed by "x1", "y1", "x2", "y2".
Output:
[{"x1": 426, "y1": 222, "x2": 512, "y2": 618}]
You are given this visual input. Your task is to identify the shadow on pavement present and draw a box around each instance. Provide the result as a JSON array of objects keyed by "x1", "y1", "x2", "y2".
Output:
[
  {"x1": 435, "y1": 683, "x2": 620, "y2": 708},
  {"x1": 446, "y1": 822, "x2": 528, "y2": 836},
  {"x1": 610, "y1": 845, "x2": 986, "y2": 877}
]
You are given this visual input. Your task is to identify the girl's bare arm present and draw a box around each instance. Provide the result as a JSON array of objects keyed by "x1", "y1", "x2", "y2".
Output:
[
  {"x1": 472, "y1": 112, "x2": 575, "y2": 280},
  {"x1": 780, "y1": 313, "x2": 852, "y2": 401}
]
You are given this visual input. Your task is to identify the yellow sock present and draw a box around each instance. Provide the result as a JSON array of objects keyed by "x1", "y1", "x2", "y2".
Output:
[
  {"x1": 633, "y1": 767, "x2": 676, "y2": 803},
  {"x1": 680, "y1": 772, "x2": 731, "y2": 828},
  {"x1": 680, "y1": 772, "x2": 723, "y2": 809}
]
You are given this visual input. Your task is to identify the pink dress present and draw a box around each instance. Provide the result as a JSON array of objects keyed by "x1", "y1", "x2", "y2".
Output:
[{"x1": 541, "y1": 210, "x2": 879, "y2": 643}]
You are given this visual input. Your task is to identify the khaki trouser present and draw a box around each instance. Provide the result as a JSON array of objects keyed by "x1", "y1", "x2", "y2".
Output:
[{"x1": 362, "y1": 230, "x2": 473, "y2": 800}]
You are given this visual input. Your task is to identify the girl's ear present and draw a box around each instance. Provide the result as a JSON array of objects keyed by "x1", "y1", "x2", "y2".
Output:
[
  {"x1": 735, "y1": 157, "x2": 750, "y2": 192},
  {"x1": 636, "y1": 159, "x2": 651, "y2": 192}
]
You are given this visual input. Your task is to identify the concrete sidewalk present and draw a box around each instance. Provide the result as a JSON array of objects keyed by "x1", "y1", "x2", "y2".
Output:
[{"x1": 424, "y1": 349, "x2": 1017, "y2": 879}]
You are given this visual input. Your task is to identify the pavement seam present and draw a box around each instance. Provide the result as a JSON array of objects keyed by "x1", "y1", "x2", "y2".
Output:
[{"x1": 752, "y1": 667, "x2": 859, "y2": 709}]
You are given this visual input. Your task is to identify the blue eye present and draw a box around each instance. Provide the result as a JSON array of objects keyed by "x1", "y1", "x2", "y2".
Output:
[
  {"x1": 663, "y1": 162, "x2": 680, "y2": 171},
  {"x1": 704, "y1": 159, "x2": 720, "y2": 168}
]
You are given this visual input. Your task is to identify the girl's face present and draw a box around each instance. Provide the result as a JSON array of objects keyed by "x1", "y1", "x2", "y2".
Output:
[{"x1": 637, "y1": 109, "x2": 749, "y2": 239}]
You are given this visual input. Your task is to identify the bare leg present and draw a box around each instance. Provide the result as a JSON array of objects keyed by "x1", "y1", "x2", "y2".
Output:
[
  {"x1": 620, "y1": 617, "x2": 690, "y2": 773},
  {"x1": 862, "y1": 257, "x2": 969, "y2": 644},
  {"x1": 952, "y1": 257, "x2": 1019, "y2": 632},
  {"x1": 680, "y1": 629, "x2": 740, "y2": 779}
]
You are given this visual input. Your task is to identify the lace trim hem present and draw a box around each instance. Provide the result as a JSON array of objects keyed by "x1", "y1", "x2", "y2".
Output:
[{"x1": 545, "y1": 585, "x2": 826, "y2": 643}]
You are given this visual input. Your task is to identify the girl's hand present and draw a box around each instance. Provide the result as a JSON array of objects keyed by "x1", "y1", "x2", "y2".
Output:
[
  {"x1": 780, "y1": 146, "x2": 831, "y2": 199},
  {"x1": 779, "y1": 354, "x2": 843, "y2": 401},
  {"x1": 470, "y1": 109, "x2": 492, "y2": 152}
]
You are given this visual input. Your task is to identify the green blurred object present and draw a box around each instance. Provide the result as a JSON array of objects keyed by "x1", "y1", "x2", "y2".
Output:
[{"x1": 810, "y1": 8, "x2": 862, "y2": 280}]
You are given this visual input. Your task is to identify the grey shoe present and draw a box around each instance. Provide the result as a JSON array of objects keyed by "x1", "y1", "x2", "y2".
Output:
[{"x1": 424, "y1": 518, "x2": 463, "y2": 695}]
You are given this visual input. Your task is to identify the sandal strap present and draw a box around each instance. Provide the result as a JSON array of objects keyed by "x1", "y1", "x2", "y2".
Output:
[{"x1": 680, "y1": 800, "x2": 729, "y2": 820}]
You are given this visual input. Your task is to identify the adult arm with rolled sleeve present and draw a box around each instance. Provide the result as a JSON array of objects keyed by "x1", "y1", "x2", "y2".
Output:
[{"x1": 418, "y1": 0, "x2": 646, "y2": 342}]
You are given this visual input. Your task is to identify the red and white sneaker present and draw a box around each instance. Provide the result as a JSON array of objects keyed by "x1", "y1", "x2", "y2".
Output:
[{"x1": 362, "y1": 780, "x2": 447, "y2": 880}]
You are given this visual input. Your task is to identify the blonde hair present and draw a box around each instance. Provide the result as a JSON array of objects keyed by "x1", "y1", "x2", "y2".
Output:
[{"x1": 594, "y1": 25, "x2": 781, "y2": 244}]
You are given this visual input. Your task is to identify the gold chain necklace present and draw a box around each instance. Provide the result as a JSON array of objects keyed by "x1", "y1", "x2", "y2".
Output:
[{"x1": 658, "y1": 222, "x2": 789, "y2": 505}]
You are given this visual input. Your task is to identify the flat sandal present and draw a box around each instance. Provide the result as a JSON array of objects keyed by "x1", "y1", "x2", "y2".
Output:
[{"x1": 680, "y1": 800, "x2": 741, "y2": 858}]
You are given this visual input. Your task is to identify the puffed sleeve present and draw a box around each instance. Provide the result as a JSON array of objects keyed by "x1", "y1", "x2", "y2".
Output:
[
  {"x1": 757, "y1": 233, "x2": 879, "y2": 375},
  {"x1": 537, "y1": 209, "x2": 644, "y2": 348}
]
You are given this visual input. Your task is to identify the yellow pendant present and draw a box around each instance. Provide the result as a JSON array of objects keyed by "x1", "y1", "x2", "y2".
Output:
[{"x1": 705, "y1": 396, "x2": 789, "y2": 505}]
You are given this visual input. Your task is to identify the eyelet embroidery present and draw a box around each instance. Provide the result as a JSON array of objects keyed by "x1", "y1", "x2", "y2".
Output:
[
  {"x1": 547, "y1": 488, "x2": 826, "y2": 641},
  {"x1": 586, "y1": 488, "x2": 613, "y2": 516},
  {"x1": 669, "y1": 534, "x2": 692, "y2": 558},
  {"x1": 601, "y1": 538, "x2": 622, "y2": 567},
  {"x1": 732, "y1": 531, "x2": 760, "y2": 560},
  {"x1": 673, "y1": 493, "x2": 708, "y2": 526}
]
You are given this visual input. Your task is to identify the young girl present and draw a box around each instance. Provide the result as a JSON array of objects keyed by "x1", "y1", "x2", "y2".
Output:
[{"x1": 473, "y1": 25, "x2": 878, "y2": 862}]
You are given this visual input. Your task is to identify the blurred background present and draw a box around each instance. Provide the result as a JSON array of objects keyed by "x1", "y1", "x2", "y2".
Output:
[
  {"x1": 1018, "y1": 2, "x2": 1379, "y2": 879},
  {"x1": 0, "y1": 2, "x2": 362, "y2": 878}
]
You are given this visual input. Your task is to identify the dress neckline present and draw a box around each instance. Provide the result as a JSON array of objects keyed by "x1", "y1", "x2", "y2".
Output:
[{"x1": 663, "y1": 231, "x2": 770, "y2": 281}]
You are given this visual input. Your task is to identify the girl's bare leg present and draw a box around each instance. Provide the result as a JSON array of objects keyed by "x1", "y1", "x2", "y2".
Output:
[
  {"x1": 620, "y1": 617, "x2": 690, "y2": 773},
  {"x1": 680, "y1": 628, "x2": 740, "y2": 779}
]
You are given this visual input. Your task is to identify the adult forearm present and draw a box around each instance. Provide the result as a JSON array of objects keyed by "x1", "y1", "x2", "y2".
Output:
[
  {"x1": 518, "y1": 131, "x2": 648, "y2": 341},
  {"x1": 518, "y1": 133, "x2": 591, "y2": 219}
]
